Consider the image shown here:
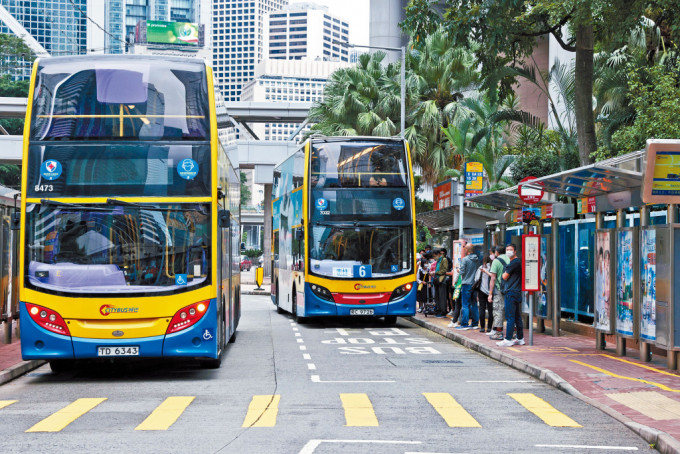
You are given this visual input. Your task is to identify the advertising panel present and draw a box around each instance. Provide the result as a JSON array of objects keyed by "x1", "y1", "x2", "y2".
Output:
[
  {"x1": 615, "y1": 229, "x2": 635, "y2": 337},
  {"x1": 537, "y1": 235, "x2": 550, "y2": 318},
  {"x1": 147, "y1": 21, "x2": 199, "y2": 46},
  {"x1": 640, "y1": 228, "x2": 657, "y2": 341},
  {"x1": 595, "y1": 230, "x2": 613, "y2": 333},
  {"x1": 451, "y1": 240, "x2": 465, "y2": 284},
  {"x1": 433, "y1": 179, "x2": 453, "y2": 211}
]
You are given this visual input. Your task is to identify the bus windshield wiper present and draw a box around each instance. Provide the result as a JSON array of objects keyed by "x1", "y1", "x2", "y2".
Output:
[{"x1": 106, "y1": 199, "x2": 205, "y2": 213}]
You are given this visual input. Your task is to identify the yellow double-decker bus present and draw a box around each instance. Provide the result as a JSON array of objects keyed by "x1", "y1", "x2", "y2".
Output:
[
  {"x1": 19, "y1": 55, "x2": 241, "y2": 370},
  {"x1": 271, "y1": 137, "x2": 417, "y2": 323}
]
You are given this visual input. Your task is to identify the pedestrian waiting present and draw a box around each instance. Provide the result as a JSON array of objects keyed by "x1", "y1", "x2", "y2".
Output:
[
  {"x1": 487, "y1": 246, "x2": 508, "y2": 340},
  {"x1": 497, "y1": 243, "x2": 525, "y2": 347},
  {"x1": 454, "y1": 244, "x2": 479, "y2": 330}
]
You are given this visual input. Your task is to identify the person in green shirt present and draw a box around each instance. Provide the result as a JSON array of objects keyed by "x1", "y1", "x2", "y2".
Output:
[{"x1": 487, "y1": 246, "x2": 508, "y2": 340}]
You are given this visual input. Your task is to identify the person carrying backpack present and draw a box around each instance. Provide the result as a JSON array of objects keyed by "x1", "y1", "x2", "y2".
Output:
[
  {"x1": 497, "y1": 243, "x2": 525, "y2": 347},
  {"x1": 487, "y1": 246, "x2": 508, "y2": 340}
]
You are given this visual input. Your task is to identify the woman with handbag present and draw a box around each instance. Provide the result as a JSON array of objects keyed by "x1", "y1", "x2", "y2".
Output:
[{"x1": 477, "y1": 251, "x2": 495, "y2": 332}]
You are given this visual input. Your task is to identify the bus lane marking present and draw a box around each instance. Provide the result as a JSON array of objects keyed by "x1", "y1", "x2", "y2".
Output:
[
  {"x1": 303, "y1": 354, "x2": 311, "y2": 360},
  {"x1": 242, "y1": 395, "x2": 280, "y2": 427},
  {"x1": 307, "y1": 363, "x2": 316, "y2": 370},
  {"x1": 295, "y1": 333, "x2": 301, "y2": 337},
  {"x1": 310, "y1": 375, "x2": 395, "y2": 384},
  {"x1": 300, "y1": 345, "x2": 307, "y2": 351},
  {"x1": 0, "y1": 400, "x2": 17, "y2": 410},
  {"x1": 508, "y1": 393, "x2": 581, "y2": 427},
  {"x1": 340, "y1": 394, "x2": 379, "y2": 426},
  {"x1": 423, "y1": 393, "x2": 481, "y2": 428},
  {"x1": 26, "y1": 398, "x2": 107, "y2": 432},
  {"x1": 135, "y1": 396, "x2": 195, "y2": 431},
  {"x1": 299, "y1": 439, "x2": 421, "y2": 454},
  {"x1": 321, "y1": 327, "x2": 441, "y2": 356},
  {"x1": 297, "y1": 339, "x2": 304, "y2": 343}
]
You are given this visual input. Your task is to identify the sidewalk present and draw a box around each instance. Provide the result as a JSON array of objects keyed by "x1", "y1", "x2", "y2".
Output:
[
  {"x1": 0, "y1": 324, "x2": 44, "y2": 386},
  {"x1": 410, "y1": 312, "x2": 680, "y2": 453}
]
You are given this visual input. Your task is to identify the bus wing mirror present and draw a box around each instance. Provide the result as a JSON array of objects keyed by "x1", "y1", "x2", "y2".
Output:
[
  {"x1": 218, "y1": 209, "x2": 230, "y2": 228},
  {"x1": 11, "y1": 212, "x2": 20, "y2": 231}
]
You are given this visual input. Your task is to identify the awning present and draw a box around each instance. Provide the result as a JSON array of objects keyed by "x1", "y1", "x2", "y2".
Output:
[{"x1": 417, "y1": 205, "x2": 505, "y2": 231}]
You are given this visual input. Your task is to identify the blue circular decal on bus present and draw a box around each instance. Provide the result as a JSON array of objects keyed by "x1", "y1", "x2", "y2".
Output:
[
  {"x1": 40, "y1": 160, "x2": 62, "y2": 181},
  {"x1": 393, "y1": 197, "x2": 405, "y2": 210},
  {"x1": 177, "y1": 159, "x2": 199, "y2": 180},
  {"x1": 315, "y1": 198, "x2": 328, "y2": 211}
]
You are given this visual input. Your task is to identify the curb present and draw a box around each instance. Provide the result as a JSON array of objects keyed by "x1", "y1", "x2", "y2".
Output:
[
  {"x1": 408, "y1": 316, "x2": 680, "y2": 454},
  {"x1": 0, "y1": 359, "x2": 45, "y2": 386},
  {"x1": 242, "y1": 291, "x2": 270, "y2": 296}
]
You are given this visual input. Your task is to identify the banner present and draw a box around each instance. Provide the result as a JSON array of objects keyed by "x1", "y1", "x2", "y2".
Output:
[
  {"x1": 595, "y1": 230, "x2": 612, "y2": 332},
  {"x1": 640, "y1": 229, "x2": 657, "y2": 341},
  {"x1": 615, "y1": 230, "x2": 634, "y2": 336}
]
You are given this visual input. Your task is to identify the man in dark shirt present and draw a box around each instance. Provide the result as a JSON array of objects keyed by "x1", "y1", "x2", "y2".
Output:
[{"x1": 497, "y1": 243, "x2": 525, "y2": 347}]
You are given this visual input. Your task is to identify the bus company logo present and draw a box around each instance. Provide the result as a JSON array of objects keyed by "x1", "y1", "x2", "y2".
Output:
[
  {"x1": 354, "y1": 283, "x2": 376, "y2": 290},
  {"x1": 99, "y1": 304, "x2": 139, "y2": 316},
  {"x1": 315, "y1": 198, "x2": 328, "y2": 211},
  {"x1": 177, "y1": 159, "x2": 199, "y2": 180},
  {"x1": 392, "y1": 197, "x2": 405, "y2": 211},
  {"x1": 40, "y1": 160, "x2": 62, "y2": 181}
]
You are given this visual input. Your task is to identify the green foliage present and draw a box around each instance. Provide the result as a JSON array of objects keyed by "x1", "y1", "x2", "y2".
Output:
[
  {"x1": 416, "y1": 225, "x2": 433, "y2": 252},
  {"x1": 413, "y1": 175, "x2": 434, "y2": 214},
  {"x1": 604, "y1": 63, "x2": 680, "y2": 156},
  {"x1": 242, "y1": 249, "x2": 262, "y2": 258},
  {"x1": 0, "y1": 74, "x2": 30, "y2": 135},
  {"x1": 0, "y1": 33, "x2": 35, "y2": 74},
  {"x1": 0, "y1": 165, "x2": 20, "y2": 189},
  {"x1": 240, "y1": 171, "x2": 251, "y2": 206}
]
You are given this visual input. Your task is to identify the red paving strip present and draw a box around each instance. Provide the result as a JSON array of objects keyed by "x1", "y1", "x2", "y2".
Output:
[
  {"x1": 0, "y1": 341, "x2": 22, "y2": 372},
  {"x1": 411, "y1": 312, "x2": 680, "y2": 447}
]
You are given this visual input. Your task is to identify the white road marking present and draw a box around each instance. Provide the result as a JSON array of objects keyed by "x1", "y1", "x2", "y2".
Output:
[
  {"x1": 307, "y1": 363, "x2": 316, "y2": 370},
  {"x1": 310, "y1": 375, "x2": 395, "y2": 383},
  {"x1": 299, "y1": 439, "x2": 421, "y2": 454},
  {"x1": 297, "y1": 339, "x2": 304, "y2": 343},
  {"x1": 293, "y1": 327, "x2": 299, "y2": 331},
  {"x1": 466, "y1": 380, "x2": 534, "y2": 383},
  {"x1": 299, "y1": 346, "x2": 307, "y2": 351},
  {"x1": 535, "y1": 445, "x2": 638, "y2": 451},
  {"x1": 295, "y1": 333, "x2": 302, "y2": 337},
  {"x1": 303, "y1": 354, "x2": 311, "y2": 360}
]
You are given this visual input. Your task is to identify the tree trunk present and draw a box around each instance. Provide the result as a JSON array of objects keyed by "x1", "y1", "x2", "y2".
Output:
[{"x1": 573, "y1": 23, "x2": 597, "y2": 166}]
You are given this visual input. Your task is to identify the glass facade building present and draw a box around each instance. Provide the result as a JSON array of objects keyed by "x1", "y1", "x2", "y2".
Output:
[{"x1": 0, "y1": 0, "x2": 88, "y2": 56}]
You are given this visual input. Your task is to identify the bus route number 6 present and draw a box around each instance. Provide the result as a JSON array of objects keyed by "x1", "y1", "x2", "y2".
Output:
[{"x1": 353, "y1": 265, "x2": 372, "y2": 279}]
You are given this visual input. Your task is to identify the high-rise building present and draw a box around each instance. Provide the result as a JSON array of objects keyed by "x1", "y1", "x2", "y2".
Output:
[
  {"x1": 102, "y1": 0, "x2": 202, "y2": 54},
  {"x1": 241, "y1": 59, "x2": 351, "y2": 141},
  {"x1": 264, "y1": 3, "x2": 349, "y2": 62},
  {"x1": 0, "y1": 0, "x2": 88, "y2": 56},
  {"x1": 211, "y1": 0, "x2": 288, "y2": 102}
]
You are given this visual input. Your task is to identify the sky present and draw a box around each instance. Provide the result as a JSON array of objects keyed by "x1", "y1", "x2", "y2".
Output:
[{"x1": 289, "y1": 0, "x2": 370, "y2": 46}]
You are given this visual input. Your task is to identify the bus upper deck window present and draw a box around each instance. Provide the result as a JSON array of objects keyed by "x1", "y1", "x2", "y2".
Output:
[{"x1": 95, "y1": 69, "x2": 148, "y2": 105}]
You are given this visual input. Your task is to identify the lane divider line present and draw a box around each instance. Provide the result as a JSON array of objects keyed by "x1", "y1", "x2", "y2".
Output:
[
  {"x1": 300, "y1": 346, "x2": 307, "y2": 351},
  {"x1": 297, "y1": 339, "x2": 304, "y2": 343},
  {"x1": 311, "y1": 375, "x2": 395, "y2": 383},
  {"x1": 303, "y1": 354, "x2": 311, "y2": 360},
  {"x1": 307, "y1": 363, "x2": 316, "y2": 370},
  {"x1": 242, "y1": 395, "x2": 281, "y2": 428},
  {"x1": 508, "y1": 393, "x2": 581, "y2": 427},
  {"x1": 570, "y1": 360, "x2": 680, "y2": 393},
  {"x1": 340, "y1": 394, "x2": 379, "y2": 427},
  {"x1": 135, "y1": 396, "x2": 195, "y2": 431},
  {"x1": 422, "y1": 393, "x2": 481, "y2": 428},
  {"x1": 26, "y1": 398, "x2": 107, "y2": 433}
]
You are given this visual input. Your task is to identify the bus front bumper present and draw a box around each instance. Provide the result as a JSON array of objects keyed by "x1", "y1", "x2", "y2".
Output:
[
  {"x1": 20, "y1": 300, "x2": 219, "y2": 360},
  {"x1": 303, "y1": 283, "x2": 416, "y2": 317}
]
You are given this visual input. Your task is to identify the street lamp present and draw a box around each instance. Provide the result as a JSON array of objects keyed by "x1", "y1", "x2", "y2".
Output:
[{"x1": 333, "y1": 40, "x2": 406, "y2": 139}]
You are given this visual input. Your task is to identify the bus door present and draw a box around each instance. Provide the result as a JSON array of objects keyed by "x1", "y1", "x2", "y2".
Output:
[{"x1": 218, "y1": 209, "x2": 231, "y2": 348}]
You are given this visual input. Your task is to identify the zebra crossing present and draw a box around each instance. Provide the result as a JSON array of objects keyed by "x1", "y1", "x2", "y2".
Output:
[{"x1": 0, "y1": 392, "x2": 583, "y2": 433}]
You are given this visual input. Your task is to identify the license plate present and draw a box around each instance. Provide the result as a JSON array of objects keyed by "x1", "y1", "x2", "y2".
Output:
[
  {"x1": 350, "y1": 309, "x2": 374, "y2": 315},
  {"x1": 97, "y1": 346, "x2": 139, "y2": 357}
]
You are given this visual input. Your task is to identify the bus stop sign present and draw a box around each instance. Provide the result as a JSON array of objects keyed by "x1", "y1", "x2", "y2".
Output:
[{"x1": 518, "y1": 176, "x2": 544, "y2": 205}]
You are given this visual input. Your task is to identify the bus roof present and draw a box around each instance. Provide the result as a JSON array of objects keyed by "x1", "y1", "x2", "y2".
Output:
[{"x1": 35, "y1": 54, "x2": 207, "y2": 70}]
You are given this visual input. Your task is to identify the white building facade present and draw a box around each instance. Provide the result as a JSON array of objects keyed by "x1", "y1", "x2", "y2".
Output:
[{"x1": 264, "y1": 3, "x2": 349, "y2": 62}]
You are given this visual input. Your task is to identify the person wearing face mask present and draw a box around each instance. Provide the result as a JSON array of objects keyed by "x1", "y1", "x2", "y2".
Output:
[{"x1": 497, "y1": 243, "x2": 524, "y2": 347}]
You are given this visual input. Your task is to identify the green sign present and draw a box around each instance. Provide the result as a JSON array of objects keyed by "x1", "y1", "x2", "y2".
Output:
[{"x1": 146, "y1": 21, "x2": 199, "y2": 46}]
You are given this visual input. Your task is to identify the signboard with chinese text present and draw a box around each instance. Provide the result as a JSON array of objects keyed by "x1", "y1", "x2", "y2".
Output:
[
  {"x1": 522, "y1": 234, "x2": 540, "y2": 292},
  {"x1": 464, "y1": 162, "x2": 484, "y2": 198},
  {"x1": 433, "y1": 179, "x2": 454, "y2": 211},
  {"x1": 642, "y1": 140, "x2": 680, "y2": 203}
]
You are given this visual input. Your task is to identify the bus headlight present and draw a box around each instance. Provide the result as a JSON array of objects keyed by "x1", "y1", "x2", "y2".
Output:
[
  {"x1": 310, "y1": 284, "x2": 334, "y2": 302},
  {"x1": 389, "y1": 283, "x2": 414, "y2": 301}
]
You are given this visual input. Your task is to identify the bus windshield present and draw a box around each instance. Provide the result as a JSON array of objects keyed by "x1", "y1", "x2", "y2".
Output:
[
  {"x1": 309, "y1": 225, "x2": 412, "y2": 278},
  {"x1": 310, "y1": 140, "x2": 409, "y2": 189},
  {"x1": 26, "y1": 143, "x2": 211, "y2": 197},
  {"x1": 30, "y1": 58, "x2": 209, "y2": 141},
  {"x1": 24, "y1": 202, "x2": 211, "y2": 295}
]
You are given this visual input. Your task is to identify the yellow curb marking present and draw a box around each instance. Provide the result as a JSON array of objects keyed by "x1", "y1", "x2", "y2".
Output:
[
  {"x1": 242, "y1": 395, "x2": 280, "y2": 427},
  {"x1": 508, "y1": 393, "x2": 581, "y2": 427},
  {"x1": 423, "y1": 393, "x2": 481, "y2": 428},
  {"x1": 570, "y1": 360, "x2": 680, "y2": 393}
]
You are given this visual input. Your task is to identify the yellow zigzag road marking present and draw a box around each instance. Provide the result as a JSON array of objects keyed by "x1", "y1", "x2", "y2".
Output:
[
  {"x1": 423, "y1": 393, "x2": 481, "y2": 428},
  {"x1": 340, "y1": 393, "x2": 379, "y2": 427},
  {"x1": 242, "y1": 395, "x2": 280, "y2": 427},
  {"x1": 26, "y1": 398, "x2": 107, "y2": 433},
  {"x1": 508, "y1": 393, "x2": 581, "y2": 428},
  {"x1": 135, "y1": 396, "x2": 195, "y2": 431}
]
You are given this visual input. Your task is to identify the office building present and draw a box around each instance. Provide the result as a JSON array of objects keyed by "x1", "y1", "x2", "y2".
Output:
[
  {"x1": 0, "y1": 0, "x2": 88, "y2": 56},
  {"x1": 241, "y1": 59, "x2": 351, "y2": 141},
  {"x1": 211, "y1": 0, "x2": 288, "y2": 102},
  {"x1": 264, "y1": 2, "x2": 349, "y2": 62}
]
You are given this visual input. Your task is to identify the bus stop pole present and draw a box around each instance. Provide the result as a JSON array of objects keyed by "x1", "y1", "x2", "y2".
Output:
[
  {"x1": 551, "y1": 217, "x2": 560, "y2": 337},
  {"x1": 616, "y1": 209, "x2": 627, "y2": 356},
  {"x1": 595, "y1": 212, "x2": 606, "y2": 350},
  {"x1": 639, "y1": 205, "x2": 652, "y2": 362}
]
